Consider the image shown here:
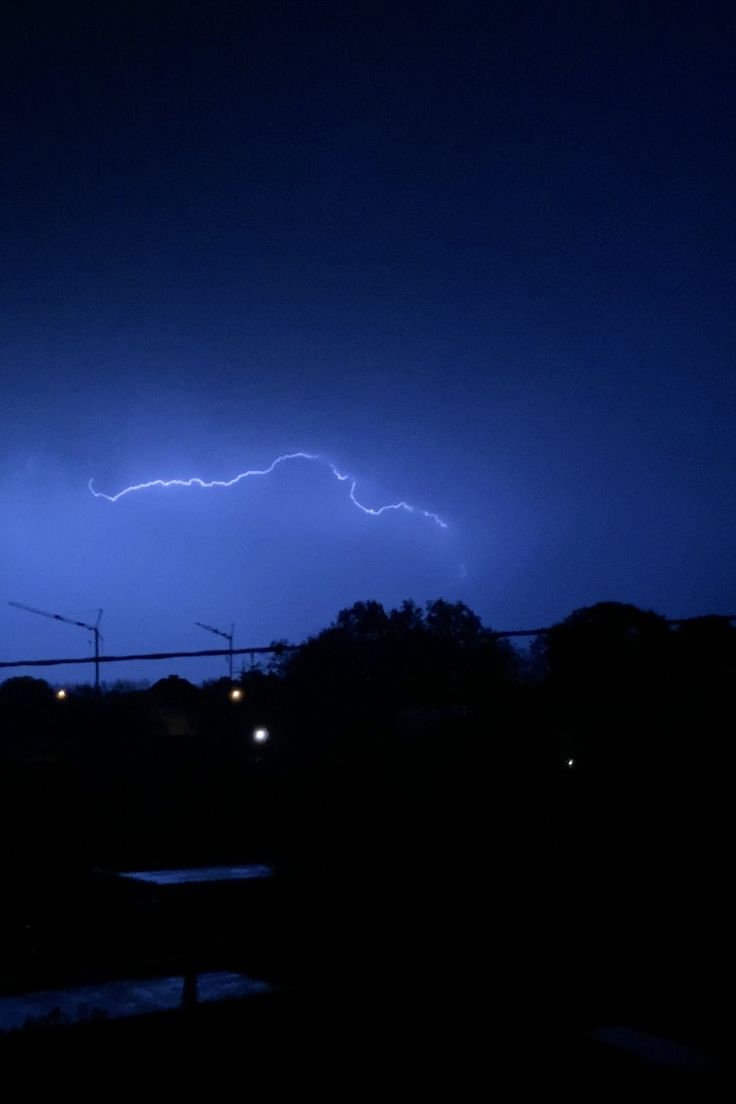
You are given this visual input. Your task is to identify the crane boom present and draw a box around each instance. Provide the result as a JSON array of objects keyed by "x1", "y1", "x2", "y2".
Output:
[
  {"x1": 195, "y1": 621, "x2": 235, "y2": 680},
  {"x1": 9, "y1": 601, "x2": 103, "y2": 692},
  {"x1": 8, "y1": 600, "x2": 94, "y2": 631},
  {"x1": 195, "y1": 621, "x2": 231, "y2": 639}
]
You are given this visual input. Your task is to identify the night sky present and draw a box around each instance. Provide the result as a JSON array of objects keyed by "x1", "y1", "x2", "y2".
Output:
[{"x1": 2, "y1": 2, "x2": 734, "y2": 684}]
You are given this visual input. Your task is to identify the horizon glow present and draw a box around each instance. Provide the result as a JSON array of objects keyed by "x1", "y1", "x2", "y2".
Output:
[{"x1": 88, "y1": 451, "x2": 449, "y2": 529}]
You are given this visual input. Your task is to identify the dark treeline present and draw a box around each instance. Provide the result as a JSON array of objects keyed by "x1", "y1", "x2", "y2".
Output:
[{"x1": 1, "y1": 598, "x2": 735, "y2": 1052}]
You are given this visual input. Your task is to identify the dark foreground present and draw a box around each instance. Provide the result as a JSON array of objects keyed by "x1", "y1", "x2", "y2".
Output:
[
  {"x1": 0, "y1": 852, "x2": 732, "y2": 1092},
  {"x1": 2, "y1": 622, "x2": 735, "y2": 1092}
]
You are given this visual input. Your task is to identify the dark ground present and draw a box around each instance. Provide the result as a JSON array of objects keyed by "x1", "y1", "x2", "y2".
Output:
[{"x1": 0, "y1": 663, "x2": 734, "y2": 1090}]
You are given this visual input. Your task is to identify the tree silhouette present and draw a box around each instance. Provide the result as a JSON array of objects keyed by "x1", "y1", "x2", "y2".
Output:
[
  {"x1": 278, "y1": 598, "x2": 518, "y2": 735},
  {"x1": 540, "y1": 601, "x2": 670, "y2": 697},
  {"x1": 0, "y1": 675, "x2": 55, "y2": 707}
]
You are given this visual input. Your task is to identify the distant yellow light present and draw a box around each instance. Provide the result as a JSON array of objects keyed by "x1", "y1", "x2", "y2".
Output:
[
  {"x1": 229, "y1": 688, "x2": 243, "y2": 702},
  {"x1": 56, "y1": 689, "x2": 67, "y2": 700}
]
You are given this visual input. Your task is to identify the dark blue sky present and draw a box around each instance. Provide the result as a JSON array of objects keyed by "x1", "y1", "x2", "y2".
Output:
[{"x1": 2, "y1": 1, "x2": 734, "y2": 683}]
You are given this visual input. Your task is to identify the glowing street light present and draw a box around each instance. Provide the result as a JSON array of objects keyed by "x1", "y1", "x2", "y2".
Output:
[
  {"x1": 252, "y1": 726, "x2": 269, "y2": 744},
  {"x1": 566, "y1": 758, "x2": 575, "y2": 768},
  {"x1": 230, "y1": 688, "x2": 243, "y2": 702},
  {"x1": 56, "y1": 689, "x2": 68, "y2": 700}
]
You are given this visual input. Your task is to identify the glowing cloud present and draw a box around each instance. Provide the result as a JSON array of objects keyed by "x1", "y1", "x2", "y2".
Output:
[{"x1": 88, "y1": 452, "x2": 448, "y2": 529}]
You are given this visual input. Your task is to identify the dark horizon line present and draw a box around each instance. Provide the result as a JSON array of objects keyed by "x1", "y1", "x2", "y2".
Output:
[{"x1": 1, "y1": 611, "x2": 735, "y2": 671}]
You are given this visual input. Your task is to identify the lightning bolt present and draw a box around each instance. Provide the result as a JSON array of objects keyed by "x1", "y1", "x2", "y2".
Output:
[{"x1": 88, "y1": 452, "x2": 448, "y2": 529}]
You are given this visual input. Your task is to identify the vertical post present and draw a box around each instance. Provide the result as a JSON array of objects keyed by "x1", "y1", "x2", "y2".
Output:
[
  {"x1": 229, "y1": 623, "x2": 234, "y2": 683},
  {"x1": 94, "y1": 627, "x2": 100, "y2": 694}
]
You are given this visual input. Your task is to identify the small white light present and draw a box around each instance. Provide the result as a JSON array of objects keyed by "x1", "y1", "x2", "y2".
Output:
[
  {"x1": 566, "y1": 758, "x2": 575, "y2": 768},
  {"x1": 56, "y1": 689, "x2": 67, "y2": 701},
  {"x1": 229, "y1": 688, "x2": 243, "y2": 702},
  {"x1": 252, "y1": 726, "x2": 269, "y2": 744}
]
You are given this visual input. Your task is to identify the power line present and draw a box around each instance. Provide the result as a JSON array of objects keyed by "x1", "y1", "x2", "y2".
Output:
[
  {"x1": 0, "y1": 613, "x2": 733, "y2": 672},
  {"x1": 0, "y1": 644, "x2": 294, "y2": 670}
]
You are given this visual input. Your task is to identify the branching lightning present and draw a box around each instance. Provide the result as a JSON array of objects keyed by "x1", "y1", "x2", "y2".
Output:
[{"x1": 88, "y1": 452, "x2": 448, "y2": 529}]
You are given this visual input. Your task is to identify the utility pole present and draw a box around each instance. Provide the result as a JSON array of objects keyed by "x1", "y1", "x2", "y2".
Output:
[
  {"x1": 9, "y1": 602, "x2": 103, "y2": 692},
  {"x1": 195, "y1": 622, "x2": 235, "y2": 681}
]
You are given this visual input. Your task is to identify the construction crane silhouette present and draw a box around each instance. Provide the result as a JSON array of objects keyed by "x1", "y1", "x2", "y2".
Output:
[
  {"x1": 9, "y1": 602, "x2": 103, "y2": 692},
  {"x1": 195, "y1": 622, "x2": 234, "y2": 681}
]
